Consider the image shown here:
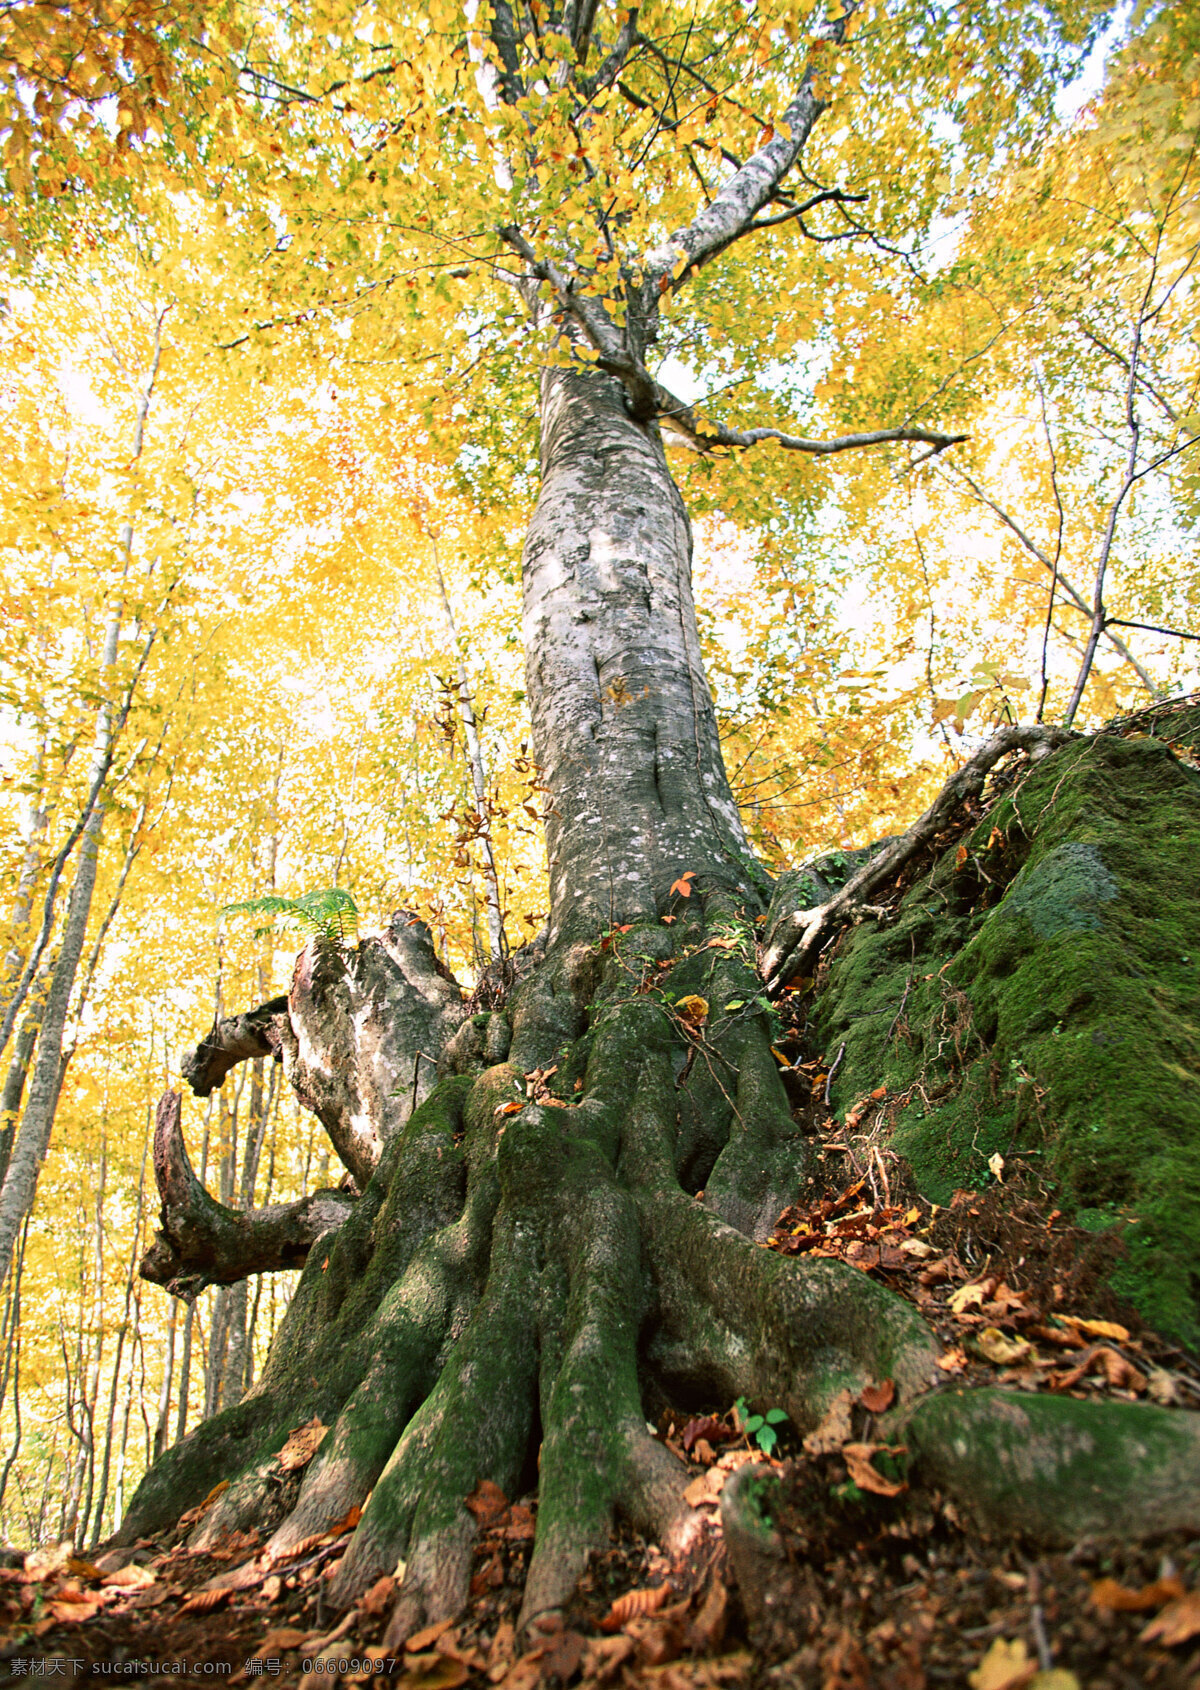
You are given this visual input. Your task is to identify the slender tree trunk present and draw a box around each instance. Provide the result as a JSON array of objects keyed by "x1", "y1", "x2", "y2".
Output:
[
  {"x1": 91, "y1": 1110, "x2": 151, "y2": 1543},
  {"x1": 153, "y1": 1299, "x2": 177, "y2": 1463},
  {"x1": 430, "y1": 539, "x2": 505, "y2": 958},
  {"x1": 0, "y1": 954, "x2": 55, "y2": 1189},
  {"x1": 0, "y1": 611, "x2": 121, "y2": 1289},
  {"x1": 0, "y1": 1214, "x2": 30, "y2": 1517},
  {"x1": 522, "y1": 370, "x2": 757, "y2": 940}
]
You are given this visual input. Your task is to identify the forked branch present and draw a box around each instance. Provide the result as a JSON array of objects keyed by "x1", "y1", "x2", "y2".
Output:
[
  {"x1": 139, "y1": 1092, "x2": 356, "y2": 1300},
  {"x1": 761, "y1": 723, "x2": 1077, "y2": 991}
]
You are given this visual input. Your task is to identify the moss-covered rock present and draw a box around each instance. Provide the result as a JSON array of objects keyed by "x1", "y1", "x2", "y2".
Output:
[{"x1": 811, "y1": 731, "x2": 1200, "y2": 1346}]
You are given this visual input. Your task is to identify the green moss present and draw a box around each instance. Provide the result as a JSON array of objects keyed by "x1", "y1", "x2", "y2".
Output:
[
  {"x1": 812, "y1": 734, "x2": 1200, "y2": 1346},
  {"x1": 902, "y1": 1388, "x2": 1200, "y2": 1541}
]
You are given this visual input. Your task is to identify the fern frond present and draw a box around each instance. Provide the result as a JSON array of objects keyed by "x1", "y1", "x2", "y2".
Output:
[{"x1": 220, "y1": 888, "x2": 359, "y2": 941}]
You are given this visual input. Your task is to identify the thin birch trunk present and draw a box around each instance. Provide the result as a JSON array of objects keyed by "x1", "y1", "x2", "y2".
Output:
[
  {"x1": 90, "y1": 1107, "x2": 150, "y2": 1544},
  {"x1": 152, "y1": 1299, "x2": 177, "y2": 1462},
  {"x1": 0, "y1": 953, "x2": 54, "y2": 1189},
  {"x1": 430, "y1": 537, "x2": 505, "y2": 958},
  {"x1": 75, "y1": 1139, "x2": 107, "y2": 1546},
  {"x1": 0, "y1": 1214, "x2": 30, "y2": 1515},
  {"x1": 0, "y1": 605, "x2": 121, "y2": 1291}
]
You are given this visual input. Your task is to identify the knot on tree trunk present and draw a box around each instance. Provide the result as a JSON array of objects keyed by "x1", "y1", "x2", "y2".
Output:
[
  {"x1": 278, "y1": 912, "x2": 467, "y2": 1189},
  {"x1": 139, "y1": 1091, "x2": 357, "y2": 1300}
]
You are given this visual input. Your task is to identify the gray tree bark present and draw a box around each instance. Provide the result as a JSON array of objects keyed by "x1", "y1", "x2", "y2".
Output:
[
  {"x1": 0, "y1": 611, "x2": 121, "y2": 1289},
  {"x1": 523, "y1": 368, "x2": 760, "y2": 941}
]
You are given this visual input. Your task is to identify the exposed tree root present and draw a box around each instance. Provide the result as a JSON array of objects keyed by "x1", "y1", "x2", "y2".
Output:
[{"x1": 123, "y1": 838, "x2": 1200, "y2": 1650}]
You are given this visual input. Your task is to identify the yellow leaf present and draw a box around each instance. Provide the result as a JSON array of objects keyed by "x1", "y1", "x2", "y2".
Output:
[{"x1": 968, "y1": 1638, "x2": 1030, "y2": 1690}]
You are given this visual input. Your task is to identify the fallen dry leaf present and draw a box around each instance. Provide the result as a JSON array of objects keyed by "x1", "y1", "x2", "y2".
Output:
[
  {"x1": 278, "y1": 1416, "x2": 328, "y2": 1472},
  {"x1": 579, "y1": 1635, "x2": 636, "y2": 1684},
  {"x1": 949, "y1": 1282, "x2": 988, "y2": 1316},
  {"x1": 858, "y1": 1380, "x2": 895, "y2": 1414},
  {"x1": 975, "y1": 1327, "x2": 1033, "y2": 1366},
  {"x1": 802, "y1": 1388, "x2": 855, "y2": 1455},
  {"x1": 1091, "y1": 1575, "x2": 1185, "y2": 1612},
  {"x1": 330, "y1": 1503, "x2": 363, "y2": 1536},
  {"x1": 600, "y1": 1583, "x2": 671, "y2": 1631},
  {"x1": 180, "y1": 1587, "x2": 232, "y2": 1614},
  {"x1": 46, "y1": 1596, "x2": 104, "y2": 1624},
  {"x1": 968, "y1": 1637, "x2": 1034, "y2": 1690},
  {"x1": 464, "y1": 1479, "x2": 510, "y2": 1528},
  {"x1": 65, "y1": 1556, "x2": 106, "y2": 1582},
  {"x1": 936, "y1": 1347, "x2": 968, "y2": 1374},
  {"x1": 842, "y1": 1443, "x2": 906, "y2": 1498},
  {"x1": 394, "y1": 1657, "x2": 469, "y2": 1689},
  {"x1": 1059, "y1": 1315, "x2": 1130, "y2": 1342},
  {"x1": 1146, "y1": 1367, "x2": 1179, "y2": 1405},
  {"x1": 360, "y1": 1574, "x2": 396, "y2": 1618},
  {"x1": 540, "y1": 1631, "x2": 585, "y2": 1681},
  {"x1": 682, "y1": 1468, "x2": 725, "y2": 1507},
  {"x1": 675, "y1": 994, "x2": 709, "y2": 1025},
  {"x1": 407, "y1": 1619, "x2": 456, "y2": 1653},
  {"x1": 101, "y1": 1562, "x2": 156, "y2": 1590},
  {"x1": 687, "y1": 1578, "x2": 728, "y2": 1652},
  {"x1": 253, "y1": 1628, "x2": 310, "y2": 1655},
  {"x1": 1140, "y1": 1591, "x2": 1200, "y2": 1647}
]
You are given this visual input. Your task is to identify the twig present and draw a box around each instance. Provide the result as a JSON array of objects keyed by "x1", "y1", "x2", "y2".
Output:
[{"x1": 824, "y1": 1043, "x2": 845, "y2": 1109}]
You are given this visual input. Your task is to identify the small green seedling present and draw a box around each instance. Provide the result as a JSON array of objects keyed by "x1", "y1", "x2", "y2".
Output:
[{"x1": 733, "y1": 1397, "x2": 789, "y2": 1455}]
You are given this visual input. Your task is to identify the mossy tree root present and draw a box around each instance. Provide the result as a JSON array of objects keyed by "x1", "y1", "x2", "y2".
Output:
[{"x1": 125, "y1": 894, "x2": 1200, "y2": 1645}]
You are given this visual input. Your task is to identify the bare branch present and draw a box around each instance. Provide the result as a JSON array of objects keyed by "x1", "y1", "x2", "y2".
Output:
[
  {"x1": 643, "y1": 9, "x2": 853, "y2": 295},
  {"x1": 645, "y1": 368, "x2": 966, "y2": 457},
  {"x1": 945, "y1": 464, "x2": 1165, "y2": 700},
  {"x1": 139, "y1": 1093, "x2": 356, "y2": 1300},
  {"x1": 180, "y1": 996, "x2": 290, "y2": 1096},
  {"x1": 761, "y1": 723, "x2": 1079, "y2": 992}
]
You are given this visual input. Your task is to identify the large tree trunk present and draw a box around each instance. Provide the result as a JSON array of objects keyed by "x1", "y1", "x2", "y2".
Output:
[
  {"x1": 117, "y1": 373, "x2": 1200, "y2": 1645},
  {"x1": 524, "y1": 370, "x2": 760, "y2": 941}
]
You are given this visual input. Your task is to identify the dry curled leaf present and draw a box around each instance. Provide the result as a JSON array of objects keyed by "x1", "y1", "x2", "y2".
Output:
[
  {"x1": 65, "y1": 1556, "x2": 105, "y2": 1582},
  {"x1": 1146, "y1": 1367, "x2": 1179, "y2": 1405},
  {"x1": 936, "y1": 1347, "x2": 968, "y2": 1374},
  {"x1": 968, "y1": 1637, "x2": 1033, "y2": 1690},
  {"x1": 1140, "y1": 1591, "x2": 1200, "y2": 1647},
  {"x1": 600, "y1": 1582, "x2": 671, "y2": 1631},
  {"x1": 464, "y1": 1478, "x2": 510, "y2": 1528},
  {"x1": 1059, "y1": 1314, "x2": 1129, "y2": 1342},
  {"x1": 254, "y1": 1628, "x2": 310, "y2": 1654},
  {"x1": 675, "y1": 994, "x2": 709, "y2": 1025},
  {"x1": 858, "y1": 1379, "x2": 895, "y2": 1414},
  {"x1": 842, "y1": 1443, "x2": 906, "y2": 1497},
  {"x1": 101, "y1": 1561, "x2": 156, "y2": 1590},
  {"x1": 1091, "y1": 1575, "x2": 1185, "y2": 1612},
  {"x1": 949, "y1": 1281, "x2": 988, "y2": 1315},
  {"x1": 47, "y1": 1597, "x2": 103, "y2": 1623},
  {"x1": 180, "y1": 1587, "x2": 232, "y2": 1614},
  {"x1": 974, "y1": 1327, "x2": 1033, "y2": 1366},
  {"x1": 278, "y1": 1415, "x2": 327, "y2": 1472},
  {"x1": 361, "y1": 1573, "x2": 396, "y2": 1618},
  {"x1": 398, "y1": 1658, "x2": 469, "y2": 1689},
  {"x1": 407, "y1": 1619, "x2": 456, "y2": 1653}
]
